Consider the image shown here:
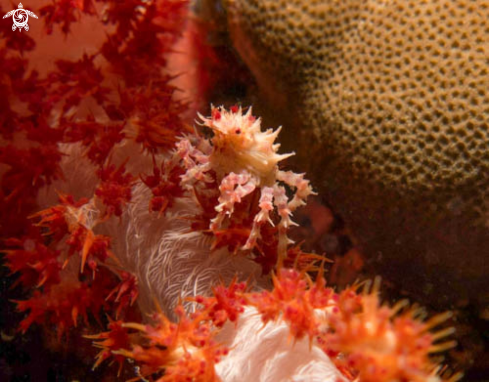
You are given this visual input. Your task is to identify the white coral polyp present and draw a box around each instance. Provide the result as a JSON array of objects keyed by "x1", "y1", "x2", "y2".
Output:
[{"x1": 215, "y1": 307, "x2": 347, "y2": 382}]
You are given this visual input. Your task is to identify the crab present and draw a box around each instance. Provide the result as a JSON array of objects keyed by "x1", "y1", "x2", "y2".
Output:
[{"x1": 175, "y1": 105, "x2": 315, "y2": 267}]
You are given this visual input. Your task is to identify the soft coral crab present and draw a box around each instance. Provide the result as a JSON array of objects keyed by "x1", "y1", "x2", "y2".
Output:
[{"x1": 176, "y1": 106, "x2": 315, "y2": 267}]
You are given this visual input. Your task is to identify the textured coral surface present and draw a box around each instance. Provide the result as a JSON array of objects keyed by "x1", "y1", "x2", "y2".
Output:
[{"x1": 225, "y1": 0, "x2": 489, "y2": 307}]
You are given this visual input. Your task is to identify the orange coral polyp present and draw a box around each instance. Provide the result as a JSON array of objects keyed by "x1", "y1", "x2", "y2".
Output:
[
  {"x1": 114, "y1": 306, "x2": 227, "y2": 382},
  {"x1": 319, "y1": 286, "x2": 456, "y2": 381}
]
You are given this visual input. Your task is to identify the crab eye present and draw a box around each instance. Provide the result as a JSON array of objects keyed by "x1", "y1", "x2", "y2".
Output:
[{"x1": 235, "y1": 129, "x2": 241, "y2": 134}]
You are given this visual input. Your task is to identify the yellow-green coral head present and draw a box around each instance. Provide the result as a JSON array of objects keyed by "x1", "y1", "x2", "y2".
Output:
[{"x1": 224, "y1": 0, "x2": 489, "y2": 307}]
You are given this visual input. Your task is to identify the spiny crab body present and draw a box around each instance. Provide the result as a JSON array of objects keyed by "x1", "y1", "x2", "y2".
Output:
[
  {"x1": 201, "y1": 106, "x2": 292, "y2": 183},
  {"x1": 176, "y1": 106, "x2": 315, "y2": 265}
]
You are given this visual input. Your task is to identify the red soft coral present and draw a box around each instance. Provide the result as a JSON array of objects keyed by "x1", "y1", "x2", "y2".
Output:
[
  {"x1": 4, "y1": 237, "x2": 62, "y2": 290},
  {"x1": 95, "y1": 162, "x2": 135, "y2": 218}
]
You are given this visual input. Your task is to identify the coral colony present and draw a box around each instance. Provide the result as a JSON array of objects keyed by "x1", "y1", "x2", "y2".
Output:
[
  {"x1": 0, "y1": 1, "x2": 461, "y2": 381},
  {"x1": 225, "y1": 0, "x2": 489, "y2": 308}
]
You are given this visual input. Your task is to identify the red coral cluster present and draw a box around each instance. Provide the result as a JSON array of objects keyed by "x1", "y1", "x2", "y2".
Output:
[{"x1": 0, "y1": 0, "x2": 188, "y2": 352}]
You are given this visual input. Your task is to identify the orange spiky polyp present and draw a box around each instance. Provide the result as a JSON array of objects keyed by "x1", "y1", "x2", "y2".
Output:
[
  {"x1": 93, "y1": 268, "x2": 457, "y2": 381},
  {"x1": 111, "y1": 306, "x2": 228, "y2": 382},
  {"x1": 316, "y1": 280, "x2": 459, "y2": 382},
  {"x1": 198, "y1": 269, "x2": 459, "y2": 382}
]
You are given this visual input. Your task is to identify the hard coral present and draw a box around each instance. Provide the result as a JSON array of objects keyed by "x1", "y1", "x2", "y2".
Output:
[{"x1": 225, "y1": 0, "x2": 489, "y2": 306}]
